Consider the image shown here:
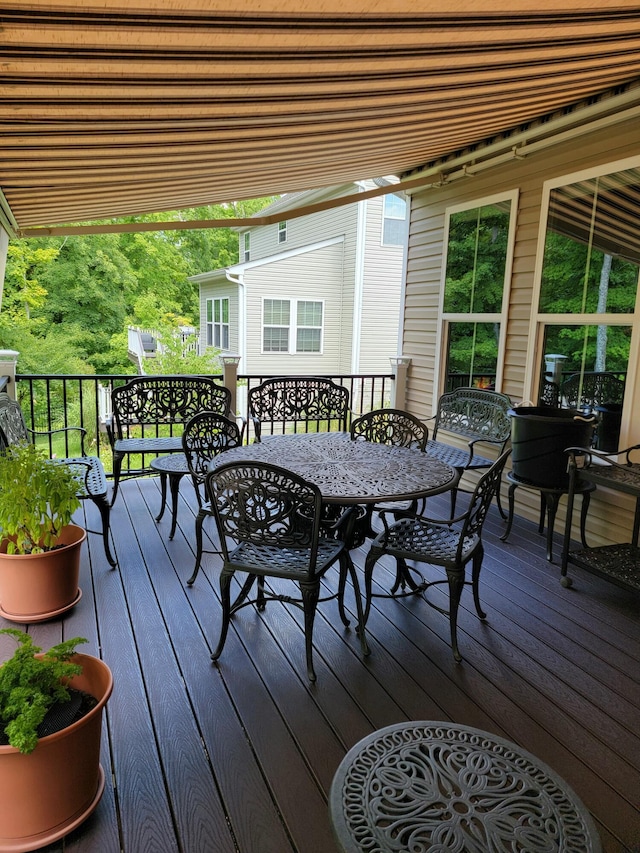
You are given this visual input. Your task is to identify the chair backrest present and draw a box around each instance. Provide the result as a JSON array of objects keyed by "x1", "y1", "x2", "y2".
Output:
[
  {"x1": 248, "y1": 376, "x2": 350, "y2": 439},
  {"x1": 432, "y1": 387, "x2": 512, "y2": 447},
  {"x1": 459, "y1": 449, "x2": 511, "y2": 549},
  {"x1": 111, "y1": 375, "x2": 231, "y2": 438},
  {"x1": 206, "y1": 461, "x2": 322, "y2": 563},
  {"x1": 182, "y1": 411, "x2": 242, "y2": 482},
  {"x1": 0, "y1": 393, "x2": 29, "y2": 449},
  {"x1": 350, "y1": 408, "x2": 428, "y2": 451},
  {"x1": 561, "y1": 372, "x2": 625, "y2": 410}
]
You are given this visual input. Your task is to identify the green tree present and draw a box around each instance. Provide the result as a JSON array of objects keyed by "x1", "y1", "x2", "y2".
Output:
[{"x1": 0, "y1": 196, "x2": 276, "y2": 377}]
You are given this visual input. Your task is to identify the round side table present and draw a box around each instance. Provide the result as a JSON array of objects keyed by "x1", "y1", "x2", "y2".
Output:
[
  {"x1": 329, "y1": 721, "x2": 601, "y2": 853},
  {"x1": 149, "y1": 453, "x2": 191, "y2": 540}
]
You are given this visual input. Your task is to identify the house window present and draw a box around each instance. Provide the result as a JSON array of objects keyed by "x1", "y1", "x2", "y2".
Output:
[
  {"x1": 263, "y1": 298, "x2": 323, "y2": 353},
  {"x1": 206, "y1": 298, "x2": 230, "y2": 350},
  {"x1": 296, "y1": 301, "x2": 323, "y2": 352},
  {"x1": 534, "y1": 164, "x2": 638, "y2": 410},
  {"x1": 382, "y1": 193, "x2": 407, "y2": 246},
  {"x1": 243, "y1": 232, "x2": 250, "y2": 262},
  {"x1": 263, "y1": 299, "x2": 290, "y2": 352},
  {"x1": 278, "y1": 221, "x2": 287, "y2": 243},
  {"x1": 440, "y1": 196, "x2": 514, "y2": 391}
]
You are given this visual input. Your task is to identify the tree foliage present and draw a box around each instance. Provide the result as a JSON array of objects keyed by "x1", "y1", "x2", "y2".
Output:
[{"x1": 0, "y1": 198, "x2": 275, "y2": 376}]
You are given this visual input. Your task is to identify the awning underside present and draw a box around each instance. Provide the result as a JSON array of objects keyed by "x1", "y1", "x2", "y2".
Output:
[{"x1": 3, "y1": 1, "x2": 640, "y2": 233}]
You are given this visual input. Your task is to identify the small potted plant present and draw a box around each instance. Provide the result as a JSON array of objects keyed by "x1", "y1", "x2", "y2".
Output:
[
  {"x1": 0, "y1": 629, "x2": 113, "y2": 850},
  {"x1": 0, "y1": 442, "x2": 86, "y2": 622}
]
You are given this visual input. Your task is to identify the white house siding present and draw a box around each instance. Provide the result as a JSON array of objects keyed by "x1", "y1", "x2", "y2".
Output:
[
  {"x1": 404, "y1": 115, "x2": 640, "y2": 547},
  {"x1": 358, "y1": 195, "x2": 405, "y2": 373},
  {"x1": 242, "y1": 240, "x2": 347, "y2": 375},
  {"x1": 197, "y1": 277, "x2": 240, "y2": 356}
]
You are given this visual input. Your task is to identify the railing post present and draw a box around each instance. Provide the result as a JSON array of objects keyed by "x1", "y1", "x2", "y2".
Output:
[
  {"x1": 390, "y1": 356, "x2": 411, "y2": 410},
  {"x1": 220, "y1": 353, "x2": 241, "y2": 415},
  {"x1": 0, "y1": 349, "x2": 19, "y2": 398}
]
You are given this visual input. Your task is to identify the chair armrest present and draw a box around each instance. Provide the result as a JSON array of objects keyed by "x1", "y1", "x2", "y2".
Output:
[{"x1": 28, "y1": 425, "x2": 87, "y2": 456}]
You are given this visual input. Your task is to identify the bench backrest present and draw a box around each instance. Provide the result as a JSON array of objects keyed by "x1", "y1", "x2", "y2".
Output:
[
  {"x1": 111, "y1": 376, "x2": 231, "y2": 438},
  {"x1": 248, "y1": 376, "x2": 351, "y2": 440},
  {"x1": 432, "y1": 387, "x2": 512, "y2": 446},
  {"x1": 561, "y1": 372, "x2": 625, "y2": 410}
]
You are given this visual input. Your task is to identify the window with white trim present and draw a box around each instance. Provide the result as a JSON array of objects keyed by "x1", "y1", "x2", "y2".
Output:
[
  {"x1": 263, "y1": 298, "x2": 323, "y2": 353},
  {"x1": 206, "y1": 297, "x2": 230, "y2": 350},
  {"x1": 278, "y1": 221, "x2": 287, "y2": 243},
  {"x1": 439, "y1": 195, "x2": 514, "y2": 392},
  {"x1": 534, "y1": 163, "x2": 638, "y2": 421},
  {"x1": 243, "y1": 232, "x2": 250, "y2": 262},
  {"x1": 382, "y1": 193, "x2": 407, "y2": 246}
]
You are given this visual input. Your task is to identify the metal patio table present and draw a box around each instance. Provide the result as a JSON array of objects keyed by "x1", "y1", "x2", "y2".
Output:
[
  {"x1": 207, "y1": 431, "x2": 458, "y2": 507},
  {"x1": 329, "y1": 720, "x2": 601, "y2": 853}
]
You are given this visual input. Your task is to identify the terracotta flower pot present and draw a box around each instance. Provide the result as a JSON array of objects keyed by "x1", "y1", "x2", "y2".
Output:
[
  {"x1": 0, "y1": 652, "x2": 113, "y2": 852},
  {"x1": 0, "y1": 524, "x2": 86, "y2": 622}
]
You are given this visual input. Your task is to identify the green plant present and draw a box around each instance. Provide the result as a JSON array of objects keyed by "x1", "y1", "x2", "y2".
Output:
[
  {"x1": 0, "y1": 442, "x2": 81, "y2": 554},
  {"x1": 0, "y1": 629, "x2": 88, "y2": 754}
]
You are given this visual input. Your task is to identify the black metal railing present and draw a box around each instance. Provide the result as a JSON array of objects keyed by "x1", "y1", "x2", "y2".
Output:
[{"x1": 15, "y1": 372, "x2": 394, "y2": 477}]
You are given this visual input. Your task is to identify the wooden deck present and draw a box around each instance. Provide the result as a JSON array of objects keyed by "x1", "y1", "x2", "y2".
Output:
[{"x1": 2, "y1": 474, "x2": 639, "y2": 853}]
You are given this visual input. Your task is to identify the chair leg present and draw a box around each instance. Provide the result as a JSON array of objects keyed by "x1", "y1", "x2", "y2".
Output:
[
  {"x1": 300, "y1": 580, "x2": 320, "y2": 682},
  {"x1": 363, "y1": 549, "x2": 381, "y2": 623},
  {"x1": 446, "y1": 567, "x2": 465, "y2": 663},
  {"x1": 110, "y1": 452, "x2": 124, "y2": 507},
  {"x1": 342, "y1": 553, "x2": 370, "y2": 657},
  {"x1": 471, "y1": 548, "x2": 487, "y2": 620},
  {"x1": 231, "y1": 574, "x2": 258, "y2": 610},
  {"x1": 91, "y1": 494, "x2": 117, "y2": 568},
  {"x1": 337, "y1": 558, "x2": 350, "y2": 628},
  {"x1": 450, "y1": 486, "x2": 458, "y2": 518},
  {"x1": 187, "y1": 507, "x2": 208, "y2": 585},
  {"x1": 211, "y1": 569, "x2": 233, "y2": 662}
]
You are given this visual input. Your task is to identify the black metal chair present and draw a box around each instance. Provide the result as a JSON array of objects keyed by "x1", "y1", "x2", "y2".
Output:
[
  {"x1": 181, "y1": 411, "x2": 243, "y2": 585},
  {"x1": 350, "y1": 408, "x2": 430, "y2": 532},
  {"x1": 0, "y1": 392, "x2": 116, "y2": 567},
  {"x1": 206, "y1": 460, "x2": 370, "y2": 681},
  {"x1": 363, "y1": 449, "x2": 511, "y2": 662}
]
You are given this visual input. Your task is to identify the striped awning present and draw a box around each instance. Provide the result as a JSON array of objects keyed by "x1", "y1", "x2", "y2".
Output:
[{"x1": 2, "y1": 1, "x2": 640, "y2": 235}]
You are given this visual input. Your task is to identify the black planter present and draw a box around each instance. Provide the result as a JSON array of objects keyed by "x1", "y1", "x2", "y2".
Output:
[
  {"x1": 595, "y1": 403, "x2": 623, "y2": 454},
  {"x1": 509, "y1": 407, "x2": 597, "y2": 489}
]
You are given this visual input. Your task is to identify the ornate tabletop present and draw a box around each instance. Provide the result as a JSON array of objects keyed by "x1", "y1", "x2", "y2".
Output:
[
  {"x1": 329, "y1": 721, "x2": 601, "y2": 853},
  {"x1": 209, "y1": 432, "x2": 458, "y2": 505}
]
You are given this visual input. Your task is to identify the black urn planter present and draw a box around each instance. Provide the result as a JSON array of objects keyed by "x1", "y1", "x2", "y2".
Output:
[{"x1": 509, "y1": 407, "x2": 597, "y2": 489}]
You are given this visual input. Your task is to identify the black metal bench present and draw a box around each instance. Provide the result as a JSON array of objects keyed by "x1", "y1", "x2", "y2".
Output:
[
  {"x1": 106, "y1": 375, "x2": 231, "y2": 505},
  {"x1": 0, "y1": 392, "x2": 116, "y2": 567},
  {"x1": 248, "y1": 376, "x2": 351, "y2": 441},
  {"x1": 426, "y1": 386, "x2": 512, "y2": 515}
]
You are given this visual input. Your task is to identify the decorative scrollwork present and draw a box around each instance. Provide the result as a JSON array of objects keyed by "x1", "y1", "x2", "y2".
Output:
[
  {"x1": 248, "y1": 377, "x2": 350, "y2": 436},
  {"x1": 332, "y1": 722, "x2": 600, "y2": 853},
  {"x1": 112, "y1": 376, "x2": 231, "y2": 435},
  {"x1": 351, "y1": 409, "x2": 429, "y2": 451},
  {"x1": 435, "y1": 388, "x2": 512, "y2": 444}
]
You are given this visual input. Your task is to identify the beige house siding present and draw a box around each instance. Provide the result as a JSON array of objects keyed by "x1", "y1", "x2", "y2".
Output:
[
  {"x1": 403, "y1": 115, "x2": 640, "y2": 547},
  {"x1": 358, "y1": 195, "x2": 405, "y2": 373},
  {"x1": 238, "y1": 186, "x2": 358, "y2": 264},
  {"x1": 242, "y1": 240, "x2": 347, "y2": 375}
]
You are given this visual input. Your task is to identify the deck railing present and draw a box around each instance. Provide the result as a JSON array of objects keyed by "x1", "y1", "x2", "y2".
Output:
[{"x1": 14, "y1": 372, "x2": 393, "y2": 477}]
